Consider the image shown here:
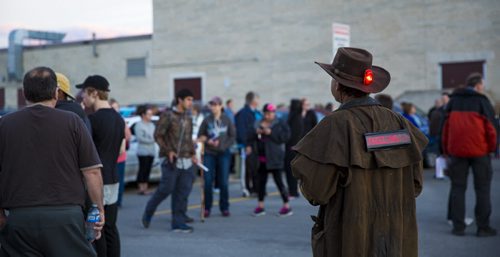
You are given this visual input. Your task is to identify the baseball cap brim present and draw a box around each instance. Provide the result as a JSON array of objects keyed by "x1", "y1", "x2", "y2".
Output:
[
  {"x1": 75, "y1": 83, "x2": 110, "y2": 92},
  {"x1": 59, "y1": 88, "x2": 75, "y2": 99}
]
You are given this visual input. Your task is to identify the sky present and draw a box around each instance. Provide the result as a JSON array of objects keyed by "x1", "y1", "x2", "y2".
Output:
[{"x1": 0, "y1": 0, "x2": 152, "y2": 49}]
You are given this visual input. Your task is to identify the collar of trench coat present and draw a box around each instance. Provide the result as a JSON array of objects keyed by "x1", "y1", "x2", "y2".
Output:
[{"x1": 293, "y1": 96, "x2": 428, "y2": 169}]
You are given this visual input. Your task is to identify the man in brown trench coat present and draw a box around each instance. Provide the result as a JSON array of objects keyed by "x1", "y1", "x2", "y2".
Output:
[{"x1": 292, "y1": 47, "x2": 428, "y2": 257}]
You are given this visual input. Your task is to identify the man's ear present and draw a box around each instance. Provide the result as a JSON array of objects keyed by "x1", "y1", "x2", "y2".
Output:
[{"x1": 89, "y1": 90, "x2": 98, "y2": 98}]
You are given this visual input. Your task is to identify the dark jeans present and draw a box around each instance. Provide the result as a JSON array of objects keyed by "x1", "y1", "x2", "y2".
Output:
[
  {"x1": 245, "y1": 151, "x2": 259, "y2": 193},
  {"x1": 257, "y1": 164, "x2": 289, "y2": 203},
  {"x1": 284, "y1": 149, "x2": 299, "y2": 197},
  {"x1": 448, "y1": 155, "x2": 493, "y2": 230},
  {"x1": 0, "y1": 205, "x2": 96, "y2": 257},
  {"x1": 94, "y1": 203, "x2": 120, "y2": 257},
  {"x1": 204, "y1": 150, "x2": 231, "y2": 212},
  {"x1": 117, "y1": 161, "x2": 125, "y2": 206},
  {"x1": 144, "y1": 160, "x2": 195, "y2": 227},
  {"x1": 137, "y1": 155, "x2": 154, "y2": 183},
  {"x1": 230, "y1": 153, "x2": 236, "y2": 174}
]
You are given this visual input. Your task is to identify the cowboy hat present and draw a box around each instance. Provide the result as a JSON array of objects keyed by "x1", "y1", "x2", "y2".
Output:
[{"x1": 315, "y1": 47, "x2": 391, "y2": 93}]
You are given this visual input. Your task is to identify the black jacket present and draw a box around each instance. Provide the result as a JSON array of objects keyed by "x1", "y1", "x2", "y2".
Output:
[
  {"x1": 56, "y1": 100, "x2": 92, "y2": 131},
  {"x1": 287, "y1": 99, "x2": 304, "y2": 149},
  {"x1": 250, "y1": 118, "x2": 291, "y2": 170},
  {"x1": 302, "y1": 110, "x2": 318, "y2": 137}
]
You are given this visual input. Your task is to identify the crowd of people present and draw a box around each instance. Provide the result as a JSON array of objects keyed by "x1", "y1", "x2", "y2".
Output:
[
  {"x1": 133, "y1": 90, "x2": 326, "y2": 230},
  {"x1": 0, "y1": 63, "x2": 330, "y2": 257},
  {"x1": 0, "y1": 46, "x2": 498, "y2": 257}
]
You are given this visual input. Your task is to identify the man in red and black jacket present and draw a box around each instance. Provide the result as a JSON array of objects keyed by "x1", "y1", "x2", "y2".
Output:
[{"x1": 442, "y1": 72, "x2": 499, "y2": 237}]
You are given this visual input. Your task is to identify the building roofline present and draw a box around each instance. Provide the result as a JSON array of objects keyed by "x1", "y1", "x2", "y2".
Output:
[{"x1": 0, "y1": 34, "x2": 152, "y2": 52}]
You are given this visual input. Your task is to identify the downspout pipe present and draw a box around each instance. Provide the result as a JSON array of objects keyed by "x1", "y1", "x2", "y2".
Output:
[{"x1": 7, "y1": 29, "x2": 65, "y2": 81}]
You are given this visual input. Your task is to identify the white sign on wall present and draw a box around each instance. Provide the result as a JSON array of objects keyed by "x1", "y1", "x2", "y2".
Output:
[{"x1": 332, "y1": 23, "x2": 350, "y2": 55}]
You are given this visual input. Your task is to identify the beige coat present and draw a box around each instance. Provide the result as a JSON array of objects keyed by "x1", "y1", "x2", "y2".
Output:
[{"x1": 292, "y1": 99, "x2": 428, "y2": 257}]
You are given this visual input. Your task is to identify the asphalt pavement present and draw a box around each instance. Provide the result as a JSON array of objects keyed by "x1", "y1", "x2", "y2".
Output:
[{"x1": 118, "y1": 159, "x2": 500, "y2": 257}]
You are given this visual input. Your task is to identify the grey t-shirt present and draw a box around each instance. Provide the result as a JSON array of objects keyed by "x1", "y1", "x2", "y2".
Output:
[{"x1": 134, "y1": 120, "x2": 156, "y2": 156}]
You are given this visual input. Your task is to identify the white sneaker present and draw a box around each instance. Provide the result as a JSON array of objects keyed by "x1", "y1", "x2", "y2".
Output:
[
  {"x1": 465, "y1": 217, "x2": 474, "y2": 226},
  {"x1": 447, "y1": 217, "x2": 474, "y2": 226}
]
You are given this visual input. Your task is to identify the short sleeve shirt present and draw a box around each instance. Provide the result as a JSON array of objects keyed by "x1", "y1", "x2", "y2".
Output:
[
  {"x1": 88, "y1": 108, "x2": 125, "y2": 185},
  {"x1": 0, "y1": 105, "x2": 102, "y2": 209}
]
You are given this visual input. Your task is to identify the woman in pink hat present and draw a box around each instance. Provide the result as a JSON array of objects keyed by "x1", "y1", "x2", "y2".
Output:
[{"x1": 250, "y1": 103, "x2": 292, "y2": 217}]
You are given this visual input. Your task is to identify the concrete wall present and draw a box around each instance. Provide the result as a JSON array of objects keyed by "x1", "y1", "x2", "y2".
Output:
[
  {"x1": 0, "y1": 36, "x2": 152, "y2": 108},
  {"x1": 151, "y1": 0, "x2": 500, "y2": 111},
  {"x1": 1, "y1": 0, "x2": 498, "y2": 112}
]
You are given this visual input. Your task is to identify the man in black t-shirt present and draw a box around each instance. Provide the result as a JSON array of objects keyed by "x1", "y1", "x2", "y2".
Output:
[
  {"x1": 78, "y1": 75, "x2": 125, "y2": 257},
  {"x1": 0, "y1": 67, "x2": 104, "y2": 257},
  {"x1": 55, "y1": 72, "x2": 92, "y2": 131}
]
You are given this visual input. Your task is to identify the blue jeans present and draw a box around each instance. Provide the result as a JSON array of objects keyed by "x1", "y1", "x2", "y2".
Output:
[
  {"x1": 144, "y1": 160, "x2": 195, "y2": 227},
  {"x1": 204, "y1": 150, "x2": 231, "y2": 212},
  {"x1": 116, "y1": 161, "x2": 125, "y2": 206}
]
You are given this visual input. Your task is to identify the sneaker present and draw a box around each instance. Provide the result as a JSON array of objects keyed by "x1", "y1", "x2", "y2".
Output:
[
  {"x1": 204, "y1": 209, "x2": 210, "y2": 218},
  {"x1": 253, "y1": 207, "x2": 266, "y2": 216},
  {"x1": 447, "y1": 217, "x2": 474, "y2": 227},
  {"x1": 242, "y1": 189, "x2": 251, "y2": 197},
  {"x1": 222, "y1": 210, "x2": 230, "y2": 217},
  {"x1": 477, "y1": 227, "x2": 497, "y2": 237},
  {"x1": 142, "y1": 213, "x2": 152, "y2": 229},
  {"x1": 172, "y1": 224, "x2": 194, "y2": 233},
  {"x1": 279, "y1": 207, "x2": 293, "y2": 217},
  {"x1": 451, "y1": 227, "x2": 465, "y2": 236}
]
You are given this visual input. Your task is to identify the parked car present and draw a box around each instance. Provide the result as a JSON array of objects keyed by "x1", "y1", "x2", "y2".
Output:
[
  {"x1": 124, "y1": 115, "x2": 163, "y2": 184},
  {"x1": 0, "y1": 108, "x2": 17, "y2": 118},
  {"x1": 119, "y1": 103, "x2": 169, "y2": 118}
]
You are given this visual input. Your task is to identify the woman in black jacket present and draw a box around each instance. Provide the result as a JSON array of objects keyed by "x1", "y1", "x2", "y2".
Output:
[
  {"x1": 301, "y1": 98, "x2": 318, "y2": 137},
  {"x1": 284, "y1": 98, "x2": 318, "y2": 198},
  {"x1": 250, "y1": 103, "x2": 292, "y2": 217},
  {"x1": 284, "y1": 99, "x2": 303, "y2": 198}
]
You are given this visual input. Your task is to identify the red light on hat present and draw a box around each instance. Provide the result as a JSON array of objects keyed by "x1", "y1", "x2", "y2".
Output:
[{"x1": 364, "y1": 69, "x2": 373, "y2": 86}]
